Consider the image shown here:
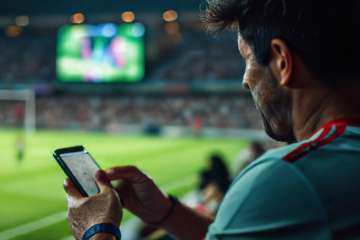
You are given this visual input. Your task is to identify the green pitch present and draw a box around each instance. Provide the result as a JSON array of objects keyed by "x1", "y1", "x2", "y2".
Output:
[{"x1": 0, "y1": 129, "x2": 248, "y2": 240}]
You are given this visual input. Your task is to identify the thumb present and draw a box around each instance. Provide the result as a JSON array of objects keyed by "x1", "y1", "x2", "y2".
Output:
[{"x1": 95, "y1": 170, "x2": 113, "y2": 193}]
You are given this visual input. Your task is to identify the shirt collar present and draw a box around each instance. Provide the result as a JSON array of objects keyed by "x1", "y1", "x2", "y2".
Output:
[
  {"x1": 309, "y1": 116, "x2": 360, "y2": 139},
  {"x1": 322, "y1": 116, "x2": 360, "y2": 128}
]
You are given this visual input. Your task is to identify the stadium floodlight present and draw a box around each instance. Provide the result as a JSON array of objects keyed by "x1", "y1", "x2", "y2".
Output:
[
  {"x1": 163, "y1": 10, "x2": 178, "y2": 22},
  {"x1": 5, "y1": 26, "x2": 22, "y2": 37},
  {"x1": 71, "y1": 13, "x2": 85, "y2": 24},
  {"x1": 0, "y1": 89, "x2": 35, "y2": 135},
  {"x1": 122, "y1": 12, "x2": 135, "y2": 23},
  {"x1": 15, "y1": 16, "x2": 29, "y2": 27}
]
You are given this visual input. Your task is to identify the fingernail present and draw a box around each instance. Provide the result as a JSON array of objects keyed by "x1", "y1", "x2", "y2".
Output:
[
  {"x1": 63, "y1": 179, "x2": 68, "y2": 187},
  {"x1": 96, "y1": 170, "x2": 105, "y2": 180}
]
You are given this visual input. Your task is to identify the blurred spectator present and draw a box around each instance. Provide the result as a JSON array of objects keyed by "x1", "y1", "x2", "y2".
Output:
[
  {"x1": 191, "y1": 114, "x2": 203, "y2": 137},
  {"x1": 151, "y1": 32, "x2": 245, "y2": 81},
  {"x1": 0, "y1": 34, "x2": 56, "y2": 82},
  {"x1": 197, "y1": 154, "x2": 231, "y2": 217},
  {"x1": 0, "y1": 101, "x2": 25, "y2": 127},
  {"x1": 231, "y1": 141, "x2": 266, "y2": 178},
  {"x1": 136, "y1": 154, "x2": 231, "y2": 239},
  {"x1": 0, "y1": 96, "x2": 262, "y2": 130}
]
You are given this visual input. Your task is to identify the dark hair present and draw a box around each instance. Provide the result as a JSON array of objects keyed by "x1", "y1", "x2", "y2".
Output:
[
  {"x1": 199, "y1": 169, "x2": 212, "y2": 190},
  {"x1": 250, "y1": 141, "x2": 264, "y2": 152},
  {"x1": 209, "y1": 154, "x2": 231, "y2": 193},
  {"x1": 201, "y1": 0, "x2": 360, "y2": 86},
  {"x1": 249, "y1": 141, "x2": 265, "y2": 158}
]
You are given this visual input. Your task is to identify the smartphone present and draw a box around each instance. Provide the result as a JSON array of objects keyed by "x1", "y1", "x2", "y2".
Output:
[{"x1": 53, "y1": 145, "x2": 100, "y2": 197}]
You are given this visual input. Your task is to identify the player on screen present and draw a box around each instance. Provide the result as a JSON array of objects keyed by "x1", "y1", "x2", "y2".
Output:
[{"x1": 63, "y1": 0, "x2": 360, "y2": 239}]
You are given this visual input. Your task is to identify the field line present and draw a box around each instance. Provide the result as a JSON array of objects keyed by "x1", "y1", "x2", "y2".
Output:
[
  {"x1": 0, "y1": 175, "x2": 197, "y2": 240},
  {"x1": 0, "y1": 212, "x2": 67, "y2": 240},
  {"x1": 160, "y1": 174, "x2": 196, "y2": 193}
]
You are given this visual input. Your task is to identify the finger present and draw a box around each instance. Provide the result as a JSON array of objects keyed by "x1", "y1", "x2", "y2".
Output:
[
  {"x1": 63, "y1": 178, "x2": 82, "y2": 199},
  {"x1": 95, "y1": 170, "x2": 113, "y2": 192},
  {"x1": 115, "y1": 180, "x2": 131, "y2": 207},
  {"x1": 104, "y1": 166, "x2": 147, "y2": 183}
]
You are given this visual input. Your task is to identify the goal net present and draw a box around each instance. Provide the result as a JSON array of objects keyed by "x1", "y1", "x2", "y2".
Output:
[{"x1": 0, "y1": 90, "x2": 36, "y2": 135}]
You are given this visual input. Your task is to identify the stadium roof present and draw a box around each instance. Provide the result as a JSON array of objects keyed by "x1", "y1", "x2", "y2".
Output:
[{"x1": 0, "y1": 0, "x2": 205, "y2": 15}]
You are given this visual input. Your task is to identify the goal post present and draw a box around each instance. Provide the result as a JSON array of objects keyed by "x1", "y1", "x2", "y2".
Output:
[{"x1": 0, "y1": 89, "x2": 36, "y2": 135}]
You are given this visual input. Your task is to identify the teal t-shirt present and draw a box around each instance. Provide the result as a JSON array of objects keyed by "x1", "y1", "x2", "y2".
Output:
[{"x1": 207, "y1": 117, "x2": 360, "y2": 240}]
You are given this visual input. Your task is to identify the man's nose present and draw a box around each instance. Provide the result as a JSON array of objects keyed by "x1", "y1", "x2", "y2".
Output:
[{"x1": 242, "y1": 79, "x2": 250, "y2": 90}]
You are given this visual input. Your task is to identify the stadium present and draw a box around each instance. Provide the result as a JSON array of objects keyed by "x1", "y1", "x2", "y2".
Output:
[
  {"x1": 1, "y1": 0, "x2": 360, "y2": 240},
  {"x1": 0, "y1": 1, "x2": 269, "y2": 239}
]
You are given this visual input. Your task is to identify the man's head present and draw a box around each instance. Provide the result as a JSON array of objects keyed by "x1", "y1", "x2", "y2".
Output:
[{"x1": 202, "y1": 0, "x2": 360, "y2": 141}]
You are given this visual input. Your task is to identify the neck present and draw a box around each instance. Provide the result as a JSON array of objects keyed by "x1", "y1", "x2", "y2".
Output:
[{"x1": 292, "y1": 83, "x2": 360, "y2": 141}]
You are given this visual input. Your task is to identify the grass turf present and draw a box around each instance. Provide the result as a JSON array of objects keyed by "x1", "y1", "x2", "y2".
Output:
[{"x1": 0, "y1": 129, "x2": 248, "y2": 240}]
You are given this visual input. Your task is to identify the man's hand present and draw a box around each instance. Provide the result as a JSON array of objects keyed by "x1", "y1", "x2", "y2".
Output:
[
  {"x1": 104, "y1": 166, "x2": 173, "y2": 225},
  {"x1": 64, "y1": 170, "x2": 122, "y2": 240}
]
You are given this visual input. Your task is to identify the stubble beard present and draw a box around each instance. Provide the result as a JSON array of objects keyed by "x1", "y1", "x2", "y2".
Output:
[{"x1": 253, "y1": 68, "x2": 296, "y2": 142}]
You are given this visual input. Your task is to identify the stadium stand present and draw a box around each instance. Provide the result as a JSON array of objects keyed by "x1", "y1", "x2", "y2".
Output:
[
  {"x1": 36, "y1": 96, "x2": 260, "y2": 130},
  {"x1": 0, "y1": 0, "x2": 202, "y2": 15},
  {"x1": 0, "y1": 28, "x2": 244, "y2": 82},
  {"x1": 0, "y1": 96, "x2": 261, "y2": 130},
  {"x1": 0, "y1": 34, "x2": 56, "y2": 82},
  {"x1": 150, "y1": 32, "x2": 245, "y2": 81},
  {"x1": 0, "y1": 100, "x2": 25, "y2": 128}
]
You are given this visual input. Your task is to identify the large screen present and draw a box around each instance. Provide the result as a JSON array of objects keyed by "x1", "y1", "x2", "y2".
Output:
[{"x1": 57, "y1": 23, "x2": 145, "y2": 83}]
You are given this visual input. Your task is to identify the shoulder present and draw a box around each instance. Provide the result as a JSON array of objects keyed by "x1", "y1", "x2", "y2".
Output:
[
  {"x1": 207, "y1": 154, "x2": 331, "y2": 239},
  {"x1": 206, "y1": 125, "x2": 360, "y2": 239},
  {"x1": 232, "y1": 142, "x2": 305, "y2": 182}
]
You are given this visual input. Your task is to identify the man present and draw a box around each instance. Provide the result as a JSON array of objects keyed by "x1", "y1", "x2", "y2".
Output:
[
  {"x1": 64, "y1": 0, "x2": 360, "y2": 239},
  {"x1": 16, "y1": 135, "x2": 25, "y2": 163},
  {"x1": 191, "y1": 114, "x2": 203, "y2": 138}
]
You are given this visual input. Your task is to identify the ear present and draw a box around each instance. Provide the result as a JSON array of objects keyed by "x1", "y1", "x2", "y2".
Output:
[{"x1": 268, "y1": 39, "x2": 293, "y2": 87}]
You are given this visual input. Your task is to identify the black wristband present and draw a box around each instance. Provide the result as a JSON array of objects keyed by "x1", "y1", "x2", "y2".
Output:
[
  {"x1": 82, "y1": 223, "x2": 121, "y2": 240},
  {"x1": 155, "y1": 195, "x2": 180, "y2": 226}
]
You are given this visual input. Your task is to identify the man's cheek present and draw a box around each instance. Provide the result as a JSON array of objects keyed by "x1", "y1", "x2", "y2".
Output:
[{"x1": 251, "y1": 84, "x2": 264, "y2": 107}]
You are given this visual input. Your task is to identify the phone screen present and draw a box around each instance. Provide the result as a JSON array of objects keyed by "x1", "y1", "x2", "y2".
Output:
[{"x1": 60, "y1": 151, "x2": 100, "y2": 196}]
